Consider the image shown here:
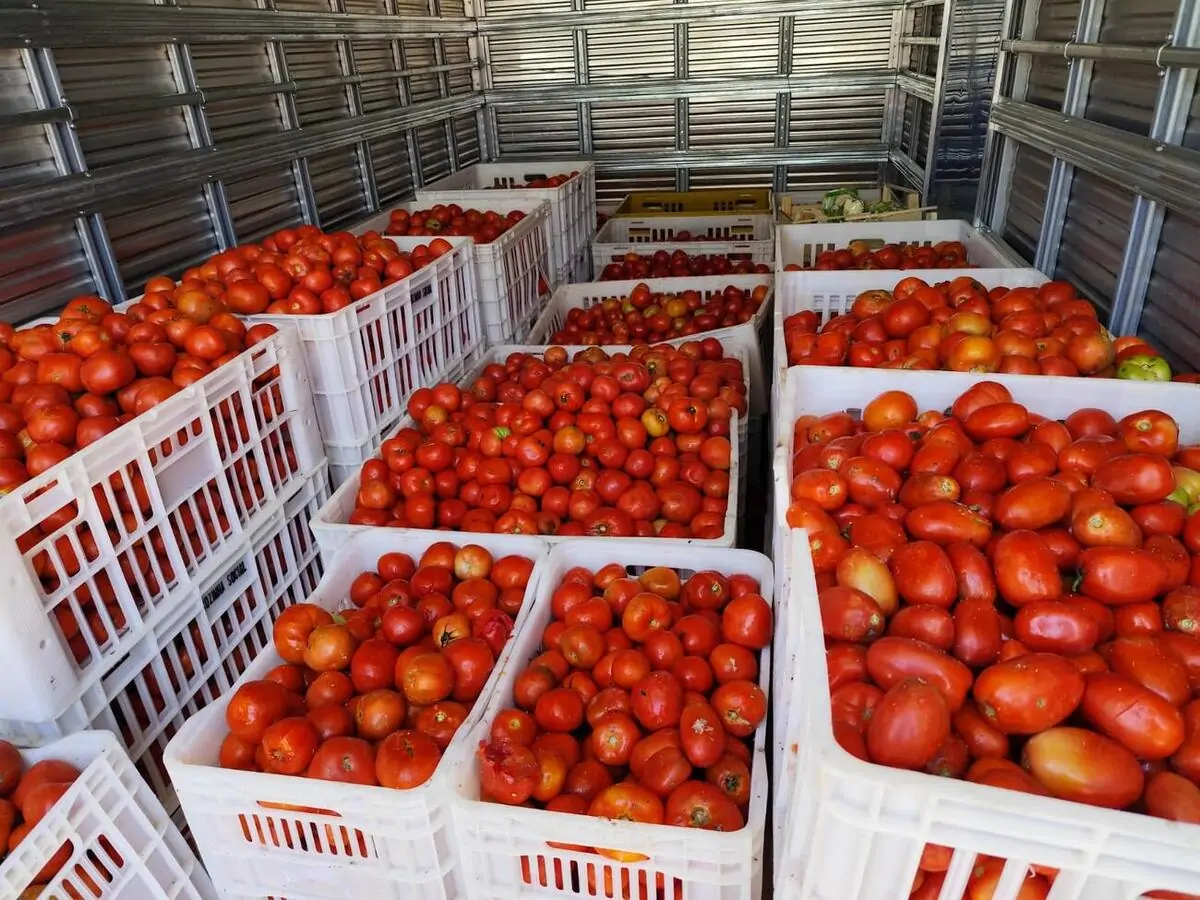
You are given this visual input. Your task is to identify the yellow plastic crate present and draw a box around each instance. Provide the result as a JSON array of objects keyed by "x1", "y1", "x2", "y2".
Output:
[{"x1": 614, "y1": 188, "x2": 774, "y2": 217}]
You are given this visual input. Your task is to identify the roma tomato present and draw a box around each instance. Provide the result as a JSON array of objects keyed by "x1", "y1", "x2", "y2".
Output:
[
  {"x1": 992, "y1": 531, "x2": 1062, "y2": 606},
  {"x1": 865, "y1": 679, "x2": 950, "y2": 770},
  {"x1": 888, "y1": 541, "x2": 956, "y2": 607},
  {"x1": 819, "y1": 586, "x2": 885, "y2": 643},
  {"x1": 1080, "y1": 672, "x2": 1185, "y2": 760},
  {"x1": 972, "y1": 654, "x2": 1084, "y2": 734},
  {"x1": 865, "y1": 637, "x2": 973, "y2": 711},
  {"x1": 1022, "y1": 727, "x2": 1144, "y2": 809}
]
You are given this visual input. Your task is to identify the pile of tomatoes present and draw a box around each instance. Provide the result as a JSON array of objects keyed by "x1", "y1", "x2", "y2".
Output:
[
  {"x1": 781, "y1": 277, "x2": 1156, "y2": 376},
  {"x1": 546, "y1": 284, "x2": 768, "y2": 346},
  {"x1": 218, "y1": 542, "x2": 534, "y2": 788},
  {"x1": 386, "y1": 205, "x2": 529, "y2": 244},
  {"x1": 475, "y1": 563, "x2": 771, "y2": 837},
  {"x1": 346, "y1": 345, "x2": 744, "y2": 540},
  {"x1": 784, "y1": 239, "x2": 972, "y2": 271},
  {"x1": 139, "y1": 226, "x2": 452, "y2": 317},
  {"x1": 788, "y1": 382, "x2": 1200, "y2": 866},
  {"x1": 0, "y1": 741, "x2": 122, "y2": 892},
  {"x1": 598, "y1": 251, "x2": 770, "y2": 281},
  {"x1": 482, "y1": 171, "x2": 580, "y2": 190}
]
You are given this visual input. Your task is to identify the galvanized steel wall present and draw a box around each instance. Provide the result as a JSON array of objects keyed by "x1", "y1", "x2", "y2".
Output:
[
  {"x1": 475, "y1": 0, "x2": 898, "y2": 205},
  {"x1": 980, "y1": 0, "x2": 1200, "y2": 369},
  {"x1": 0, "y1": 0, "x2": 483, "y2": 320}
]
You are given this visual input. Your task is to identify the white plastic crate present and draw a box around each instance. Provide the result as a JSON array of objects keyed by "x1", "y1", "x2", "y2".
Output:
[
  {"x1": 775, "y1": 219, "x2": 1026, "y2": 271},
  {"x1": 769, "y1": 268, "x2": 1050, "y2": 434},
  {"x1": 417, "y1": 161, "x2": 597, "y2": 283},
  {"x1": 770, "y1": 368, "x2": 1200, "y2": 900},
  {"x1": 0, "y1": 731, "x2": 215, "y2": 899},
  {"x1": 527, "y1": 274, "x2": 772, "y2": 417},
  {"x1": 253, "y1": 233, "x2": 482, "y2": 460},
  {"x1": 592, "y1": 213, "x2": 775, "y2": 274},
  {"x1": 309, "y1": 346, "x2": 743, "y2": 558},
  {"x1": 0, "y1": 326, "x2": 323, "y2": 727},
  {"x1": 361, "y1": 200, "x2": 554, "y2": 344},
  {"x1": 559, "y1": 238, "x2": 595, "y2": 285},
  {"x1": 446, "y1": 539, "x2": 773, "y2": 900},
  {"x1": 164, "y1": 530, "x2": 552, "y2": 900},
  {"x1": 1, "y1": 469, "x2": 328, "y2": 819}
]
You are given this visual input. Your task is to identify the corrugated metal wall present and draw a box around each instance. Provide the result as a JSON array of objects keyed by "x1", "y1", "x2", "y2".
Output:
[
  {"x1": 476, "y1": 1, "x2": 897, "y2": 205},
  {"x1": 0, "y1": 1, "x2": 482, "y2": 319}
]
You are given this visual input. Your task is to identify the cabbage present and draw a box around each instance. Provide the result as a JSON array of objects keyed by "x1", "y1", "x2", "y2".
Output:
[
  {"x1": 821, "y1": 188, "x2": 859, "y2": 216},
  {"x1": 843, "y1": 198, "x2": 866, "y2": 217}
]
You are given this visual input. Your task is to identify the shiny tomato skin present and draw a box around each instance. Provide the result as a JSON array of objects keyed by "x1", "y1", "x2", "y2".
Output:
[
  {"x1": 946, "y1": 541, "x2": 997, "y2": 604},
  {"x1": 887, "y1": 605, "x2": 955, "y2": 651},
  {"x1": 952, "y1": 598, "x2": 1003, "y2": 668},
  {"x1": 818, "y1": 586, "x2": 885, "y2": 643},
  {"x1": 1022, "y1": 727, "x2": 1144, "y2": 809},
  {"x1": 1080, "y1": 672, "x2": 1185, "y2": 760},
  {"x1": 865, "y1": 679, "x2": 950, "y2": 770},
  {"x1": 992, "y1": 530, "x2": 1063, "y2": 607},
  {"x1": 1153, "y1": 632, "x2": 1200, "y2": 696},
  {"x1": 952, "y1": 703, "x2": 1009, "y2": 760},
  {"x1": 905, "y1": 502, "x2": 992, "y2": 547},
  {"x1": 993, "y1": 478, "x2": 1072, "y2": 531},
  {"x1": 972, "y1": 653, "x2": 1085, "y2": 734},
  {"x1": 888, "y1": 541, "x2": 956, "y2": 608},
  {"x1": 966, "y1": 757, "x2": 1050, "y2": 796},
  {"x1": 865, "y1": 636, "x2": 973, "y2": 711},
  {"x1": 1144, "y1": 770, "x2": 1200, "y2": 824},
  {"x1": 1013, "y1": 600, "x2": 1100, "y2": 655},
  {"x1": 678, "y1": 702, "x2": 726, "y2": 767},
  {"x1": 1091, "y1": 454, "x2": 1175, "y2": 505},
  {"x1": 1077, "y1": 547, "x2": 1169, "y2": 605},
  {"x1": 825, "y1": 642, "x2": 868, "y2": 690}
]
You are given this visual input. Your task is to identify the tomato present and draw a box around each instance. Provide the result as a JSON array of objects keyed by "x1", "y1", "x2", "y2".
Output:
[
  {"x1": 952, "y1": 702, "x2": 1009, "y2": 760},
  {"x1": 478, "y1": 740, "x2": 538, "y2": 804},
  {"x1": 966, "y1": 858, "x2": 1050, "y2": 900},
  {"x1": 866, "y1": 636, "x2": 973, "y2": 711},
  {"x1": 304, "y1": 623, "x2": 358, "y2": 672},
  {"x1": 905, "y1": 502, "x2": 991, "y2": 547},
  {"x1": 622, "y1": 591, "x2": 672, "y2": 641},
  {"x1": 307, "y1": 736, "x2": 378, "y2": 786},
  {"x1": 992, "y1": 478, "x2": 1071, "y2": 532},
  {"x1": 400, "y1": 652, "x2": 454, "y2": 705},
  {"x1": 273, "y1": 604, "x2": 334, "y2": 663},
  {"x1": 535, "y1": 687, "x2": 585, "y2": 733},
  {"x1": 1013, "y1": 600, "x2": 1099, "y2": 655},
  {"x1": 678, "y1": 702, "x2": 725, "y2": 767},
  {"x1": 1118, "y1": 410, "x2": 1179, "y2": 456},
  {"x1": 972, "y1": 654, "x2": 1085, "y2": 734},
  {"x1": 720, "y1": 593, "x2": 771, "y2": 649},
  {"x1": 261, "y1": 717, "x2": 319, "y2": 775},
  {"x1": 1154, "y1": 633, "x2": 1200, "y2": 695},
  {"x1": 225, "y1": 679, "x2": 290, "y2": 743},
  {"x1": 630, "y1": 671, "x2": 684, "y2": 731},
  {"x1": 1078, "y1": 547, "x2": 1169, "y2": 605},
  {"x1": 819, "y1": 586, "x2": 885, "y2": 643},
  {"x1": 375, "y1": 730, "x2": 441, "y2": 789},
  {"x1": 835, "y1": 548, "x2": 898, "y2": 616},
  {"x1": 1091, "y1": 454, "x2": 1175, "y2": 504},
  {"x1": 1021, "y1": 727, "x2": 1144, "y2": 809},
  {"x1": 589, "y1": 782, "x2": 664, "y2": 824},
  {"x1": 664, "y1": 781, "x2": 743, "y2": 831},
  {"x1": 992, "y1": 530, "x2": 1063, "y2": 606},
  {"x1": 888, "y1": 541, "x2": 957, "y2": 607},
  {"x1": 1144, "y1": 771, "x2": 1200, "y2": 823},
  {"x1": 862, "y1": 390, "x2": 917, "y2": 432},
  {"x1": 1081, "y1": 672, "x2": 1185, "y2": 759},
  {"x1": 0, "y1": 742, "x2": 20, "y2": 797},
  {"x1": 864, "y1": 679, "x2": 950, "y2": 770},
  {"x1": 966, "y1": 757, "x2": 1049, "y2": 796},
  {"x1": 710, "y1": 680, "x2": 765, "y2": 737},
  {"x1": 888, "y1": 605, "x2": 954, "y2": 651}
]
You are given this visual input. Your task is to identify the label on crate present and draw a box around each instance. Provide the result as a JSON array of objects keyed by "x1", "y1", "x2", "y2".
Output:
[{"x1": 202, "y1": 559, "x2": 248, "y2": 611}]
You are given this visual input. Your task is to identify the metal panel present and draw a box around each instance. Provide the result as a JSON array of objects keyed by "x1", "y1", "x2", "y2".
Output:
[
  {"x1": 1098, "y1": 0, "x2": 1179, "y2": 42},
  {"x1": 416, "y1": 122, "x2": 452, "y2": 183},
  {"x1": 191, "y1": 42, "x2": 286, "y2": 143},
  {"x1": 587, "y1": 26, "x2": 674, "y2": 82},
  {"x1": 792, "y1": 9, "x2": 893, "y2": 73},
  {"x1": 353, "y1": 40, "x2": 404, "y2": 114},
  {"x1": 1001, "y1": 143, "x2": 1053, "y2": 261},
  {"x1": 591, "y1": 100, "x2": 676, "y2": 153},
  {"x1": 688, "y1": 168, "x2": 776, "y2": 189},
  {"x1": 0, "y1": 222, "x2": 98, "y2": 322},
  {"x1": 691, "y1": 97, "x2": 777, "y2": 149},
  {"x1": 445, "y1": 37, "x2": 475, "y2": 94},
  {"x1": 284, "y1": 41, "x2": 351, "y2": 126},
  {"x1": 369, "y1": 134, "x2": 416, "y2": 204},
  {"x1": 1055, "y1": 169, "x2": 1134, "y2": 316},
  {"x1": 1085, "y1": 61, "x2": 1160, "y2": 134},
  {"x1": 1142, "y1": 207, "x2": 1200, "y2": 369},
  {"x1": 223, "y1": 166, "x2": 306, "y2": 242},
  {"x1": 495, "y1": 104, "x2": 580, "y2": 154},
  {"x1": 938, "y1": 0, "x2": 1005, "y2": 185},
  {"x1": 102, "y1": 190, "x2": 220, "y2": 290},
  {"x1": 689, "y1": 20, "x2": 779, "y2": 78},
  {"x1": 486, "y1": 31, "x2": 575, "y2": 87},
  {"x1": 453, "y1": 113, "x2": 481, "y2": 166},
  {"x1": 309, "y1": 146, "x2": 368, "y2": 228}
]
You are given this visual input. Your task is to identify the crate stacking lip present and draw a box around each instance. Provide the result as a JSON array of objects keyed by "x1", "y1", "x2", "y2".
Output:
[
  {"x1": 592, "y1": 212, "x2": 775, "y2": 274},
  {"x1": 0, "y1": 324, "x2": 323, "y2": 728},
  {"x1": 614, "y1": 188, "x2": 774, "y2": 218},
  {"x1": 769, "y1": 367, "x2": 1200, "y2": 900},
  {"x1": 308, "y1": 345, "x2": 746, "y2": 559},
  {"x1": 446, "y1": 538, "x2": 775, "y2": 900},
  {"x1": 416, "y1": 160, "x2": 596, "y2": 284},
  {"x1": 527, "y1": 274, "x2": 773, "y2": 418},
  {"x1": 1, "y1": 467, "x2": 329, "y2": 826},
  {"x1": 250, "y1": 233, "x2": 482, "y2": 462},
  {"x1": 360, "y1": 199, "x2": 554, "y2": 345},
  {"x1": 0, "y1": 730, "x2": 216, "y2": 899},
  {"x1": 775, "y1": 219, "x2": 1027, "y2": 272},
  {"x1": 163, "y1": 530, "x2": 553, "y2": 900}
]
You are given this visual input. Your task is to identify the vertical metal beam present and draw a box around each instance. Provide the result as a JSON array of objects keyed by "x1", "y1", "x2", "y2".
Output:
[
  {"x1": 774, "y1": 15, "x2": 794, "y2": 193},
  {"x1": 674, "y1": 3, "x2": 689, "y2": 191},
  {"x1": 463, "y1": 0, "x2": 492, "y2": 162},
  {"x1": 163, "y1": 20, "x2": 238, "y2": 250},
  {"x1": 1034, "y1": 0, "x2": 1105, "y2": 274},
  {"x1": 573, "y1": 0, "x2": 593, "y2": 156},
  {"x1": 23, "y1": 46, "x2": 125, "y2": 300},
  {"x1": 429, "y1": 0, "x2": 458, "y2": 172},
  {"x1": 1109, "y1": 0, "x2": 1200, "y2": 336},
  {"x1": 261, "y1": 0, "x2": 320, "y2": 225},
  {"x1": 333, "y1": 0, "x2": 378, "y2": 212},
  {"x1": 922, "y1": 0, "x2": 956, "y2": 203},
  {"x1": 977, "y1": 0, "x2": 1044, "y2": 232}
]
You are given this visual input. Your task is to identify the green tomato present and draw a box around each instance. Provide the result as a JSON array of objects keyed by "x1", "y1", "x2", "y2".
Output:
[{"x1": 1116, "y1": 354, "x2": 1172, "y2": 382}]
